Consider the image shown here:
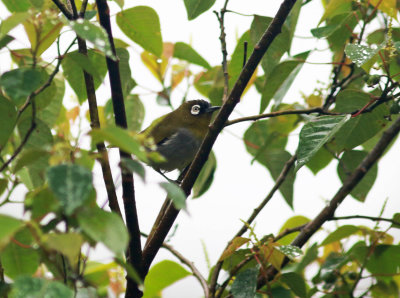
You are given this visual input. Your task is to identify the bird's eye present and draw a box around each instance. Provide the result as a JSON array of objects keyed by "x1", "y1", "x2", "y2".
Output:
[{"x1": 191, "y1": 104, "x2": 201, "y2": 115}]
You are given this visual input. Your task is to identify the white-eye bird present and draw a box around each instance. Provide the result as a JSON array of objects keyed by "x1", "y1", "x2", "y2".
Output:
[{"x1": 139, "y1": 100, "x2": 220, "y2": 173}]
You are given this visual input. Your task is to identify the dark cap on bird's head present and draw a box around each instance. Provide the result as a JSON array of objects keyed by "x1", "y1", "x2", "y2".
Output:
[{"x1": 179, "y1": 99, "x2": 220, "y2": 116}]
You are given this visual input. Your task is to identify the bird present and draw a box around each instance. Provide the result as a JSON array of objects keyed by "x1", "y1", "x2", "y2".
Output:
[{"x1": 139, "y1": 100, "x2": 220, "y2": 175}]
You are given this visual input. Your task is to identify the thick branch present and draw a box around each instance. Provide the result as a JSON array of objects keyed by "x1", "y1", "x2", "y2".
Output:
[
  {"x1": 259, "y1": 114, "x2": 400, "y2": 286},
  {"x1": 52, "y1": 0, "x2": 74, "y2": 19},
  {"x1": 95, "y1": 1, "x2": 143, "y2": 296},
  {"x1": 141, "y1": 0, "x2": 299, "y2": 284}
]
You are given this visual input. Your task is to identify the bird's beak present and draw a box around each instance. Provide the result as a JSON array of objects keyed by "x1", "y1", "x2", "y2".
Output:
[{"x1": 205, "y1": 106, "x2": 221, "y2": 113}]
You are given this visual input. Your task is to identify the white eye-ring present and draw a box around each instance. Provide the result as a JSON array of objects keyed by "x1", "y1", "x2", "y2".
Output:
[{"x1": 191, "y1": 104, "x2": 201, "y2": 115}]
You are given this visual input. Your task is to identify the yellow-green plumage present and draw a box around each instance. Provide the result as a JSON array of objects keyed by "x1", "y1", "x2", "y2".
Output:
[{"x1": 140, "y1": 100, "x2": 220, "y2": 172}]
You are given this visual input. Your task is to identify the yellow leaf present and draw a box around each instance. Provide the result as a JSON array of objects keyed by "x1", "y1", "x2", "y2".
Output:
[
  {"x1": 370, "y1": 0, "x2": 397, "y2": 18},
  {"x1": 219, "y1": 237, "x2": 250, "y2": 261}
]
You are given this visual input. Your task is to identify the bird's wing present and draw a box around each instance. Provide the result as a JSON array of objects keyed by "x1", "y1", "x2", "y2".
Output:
[{"x1": 140, "y1": 113, "x2": 178, "y2": 145}]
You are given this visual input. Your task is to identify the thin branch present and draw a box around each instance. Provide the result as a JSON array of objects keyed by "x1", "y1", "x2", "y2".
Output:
[
  {"x1": 330, "y1": 215, "x2": 400, "y2": 226},
  {"x1": 211, "y1": 154, "x2": 297, "y2": 296},
  {"x1": 259, "y1": 113, "x2": 400, "y2": 287},
  {"x1": 274, "y1": 223, "x2": 307, "y2": 242},
  {"x1": 79, "y1": 0, "x2": 89, "y2": 18},
  {"x1": 214, "y1": 0, "x2": 230, "y2": 102},
  {"x1": 141, "y1": 1, "x2": 300, "y2": 284},
  {"x1": 95, "y1": 1, "x2": 143, "y2": 296},
  {"x1": 52, "y1": 0, "x2": 74, "y2": 19},
  {"x1": 225, "y1": 107, "x2": 340, "y2": 126}
]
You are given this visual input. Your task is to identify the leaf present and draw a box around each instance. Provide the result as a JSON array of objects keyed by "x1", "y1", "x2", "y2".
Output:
[
  {"x1": 159, "y1": 182, "x2": 186, "y2": 209},
  {"x1": 77, "y1": 207, "x2": 128, "y2": 256},
  {"x1": 45, "y1": 233, "x2": 83, "y2": 267},
  {"x1": 319, "y1": 0, "x2": 352, "y2": 24},
  {"x1": 2, "y1": 0, "x2": 31, "y2": 12},
  {"x1": 311, "y1": 13, "x2": 353, "y2": 39},
  {"x1": 230, "y1": 266, "x2": 259, "y2": 298},
  {"x1": 117, "y1": 6, "x2": 162, "y2": 57},
  {"x1": 260, "y1": 51, "x2": 310, "y2": 113},
  {"x1": 0, "y1": 179, "x2": 7, "y2": 196},
  {"x1": 281, "y1": 272, "x2": 307, "y2": 298},
  {"x1": 0, "y1": 12, "x2": 30, "y2": 37},
  {"x1": 0, "y1": 215, "x2": 23, "y2": 250},
  {"x1": 334, "y1": 90, "x2": 390, "y2": 150},
  {"x1": 0, "y1": 35, "x2": 14, "y2": 49},
  {"x1": 250, "y1": 15, "x2": 290, "y2": 77},
  {"x1": 69, "y1": 19, "x2": 115, "y2": 59},
  {"x1": 13, "y1": 148, "x2": 49, "y2": 173},
  {"x1": 321, "y1": 225, "x2": 360, "y2": 247},
  {"x1": 0, "y1": 95, "x2": 17, "y2": 149},
  {"x1": 366, "y1": 245, "x2": 400, "y2": 280},
  {"x1": 337, "y1": 150, "x2": 378, "y2": 201},
  {"x1": 143, "y1": 260, "x2": 190, "y2": 297},
  {"x1": 61, "y1": 50, "x2": 107, "y2": 104},
  {"x1": 173, "y1": 42, "x2": 211, "y2": 69},
  {"x1": 277, "y1": 215, "x2": 310, "y2": 245},
  {"x1": 193, "y1": 150, "x2": 216, "y2": 198},
  {"x1": 183, "y1": 0, "x2": 216, "y2": 20},
  {"x1": 219, "y1": 237, "x2": 251, "y2": 261},
  {"x1": 294, "y1": 243, "x2": 318, "y2": 273},
  {"x1": 18, "y1": 118, "x2": 53, "y2": 150},
  {"x1": 116, "y1": 48, "x2": 137, "y2": 97},
  {"x1": 84, "y1": 261, "x2": 116, "y2": 287},
  {"x1": 345, "y1": 43, "x2": 382, "y2": 71},
  {"x1": 370, "y1": 0, "x2": 397, "y2": 18},
  {"x1": 65, "y1": 52, "x2": 102, "y2": 82},
  {"x1": 295, "y1": 115, "x2": 349, "y2": 171},
  {"x1": 46, "y1": 164, "x2": 93, "y2": 215},
  {"x1": 1, "y1": 228, "x2": 40, "y2": 279},
  {"x1": 275, "y1": 245, "x2": 303, "y2": 259},
  {"x1": 0, "y1": 68, "x2": 44, "y2": 106},
  {"x1": 305, "y1": 146, "x2": 333, "y2": 175},
  {"x1": 194, "y1": 65, "x2": 224, "y2": 106},
  {"x1": 90, "y1": 126, "x2": 147, "y2": 160},
  {"x1": 24, "y1": 187, "x2": 59, "y2": 220},
  {"x1": 120, "y1": 158, "x2": 146, "y2": 182},
  {"x1": 391, "y1": 213, "x2": 400, "y2": 229},
  {"x1": 10, "y1": 276, "x2": 73, "y2": 298}
]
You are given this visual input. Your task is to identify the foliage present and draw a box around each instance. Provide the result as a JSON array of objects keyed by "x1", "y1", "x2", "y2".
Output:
[{"x1": 0, "y1": 0, "x2": 399, "y2": 297}]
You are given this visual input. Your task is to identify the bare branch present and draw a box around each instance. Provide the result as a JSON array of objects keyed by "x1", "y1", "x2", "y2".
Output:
[
  {"x1": 52, "y1": 0, "x2": 74, "y2": 19},
  {"x1": 330, "y1": 215, "x2": 400, "y2": 226}
]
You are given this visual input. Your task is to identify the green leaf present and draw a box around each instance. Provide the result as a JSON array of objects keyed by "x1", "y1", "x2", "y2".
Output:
[
  {"x1": 281, "y1": 272, "x2": 307, "y2": 298},
  {"x1": 319, "y1": 0, "x2": 352, "y2": 24},
  {"x1": 277, "y1": 215, "x2": 310, "y2": 245},
  {"x1": 120, "y1": 158, "x2": 146, "y2": 182},
  {"x1": 1, "y1": 228, "x2": 40, "y2": 279},
  {"x1": 391, "y1": 213, "x2": 400, "y2": 229},
  {"x1": 69, "y1": 19, "x2": 114, "y2": 59},
  {"x1": 0, "y1": 179, "x2": 7, "y2": 196},
  {"x1": 275, "y1": 245, "x2": 303, "y2": 259},
  {"x1": 90, "y1": 126, "x2": 147, "y2": 160},
  {"x1": 231, "y1": 266, "x2": 259, "y2": 298},
  {"x1": 84, "y1": 261, "x2": 116, "y2": 287},
  {"x1": 193, "y1": 65, "x2": 224, "y2": 106},
  {"x1": 183, "y1": 0, "x2": 216, "y2": 20},
  {"x1": 116, "y1": 48, "x2": 137, "y2": 97},
  {"x1": 65, "y1": 52, "x2": 102, "y2": 82},
  {"x1": 10, "y1": 276, "x2": 73, "y2": 298},
  {"x1": 2, "y1": 0, "x2": 30, "y2": 12},
  {"x1": 117, "y1": 6, "x2": 162, "y2": 57},
  {"x1": 0, "y1": 35, "x2": 14, "y2": 49},
  {"x1": 334, "y1": 90, "x2": 390, "y2": 150},
  {"x1": 294, "y1": 243, "x2": 318, "y2": 273},
  {"x1": 305, "y1": 146, "x2": 333, "y2": 175},
  {"x1": 250, "y1": 15, "x2": 290, "y2": 77},
  {"x1": 0, "y1": 12, "x2": 30, "y2": 37},
  {"x1": 0, "y1": 215, "x2": 23, "y2": 250},
  {"x1": 159, "y1": 182, "x2": 186, "y2": 210},
  {"x1": 337, "y1": 150, "x2": 378, "y2": 201},
  {"x1": 46, "y1": 164, "x2": 93, "y2": 215},
  {"x1": 24, "y1": 187, "x2": 59, "y2": 220},
  {"x1": 122, "y1": 94, "x2": 144, "y2": 132},
  {"x1": 321, "y1": 225, "x2": 360, "y2": 246},
  {"x1": 219, "y1": 237, "x2": 251, "y2": 261},
  {"x1": 18, "y1": 118, "x2": 53, "y2": 149},
  {"x1": 260, "y1": 51, "x2": 310, "y2": 113},
  {"x1": 45, "y1": 233, "x2": 83, "y2": 267},
  {"x1": 61, "y1": 50, "x2": 107, "y2": 104},
  {"x1": 345, "y1": 43, "x2": 382, "y2": 71},
  {"x1": 13, "y1": 148, "x2": 49, "y2": 173},
  {"x1": 0, "y1": 95, "x2": 17, "y2": 149},
  {"x1": 311, "y1": 13, "x2": 353, "y2": 38},
  {"x1": 295, "y1": 115, "x2": 349, "y2": 171},
  {"x1": 173, "y1": 42, "x2": 211, "y2": 69},
  {"x1": 143, "y1": 260, "x2": 190, "y2": 297},
  {"x1": 229, "y1": 31, "x2": 253, "y2": 90},
  {"x1": 0, "y1": 68, "x2": 44, "y2": 106},
  {"x1": 193, "y1": 150, "x2": 216, "y2": 198},
  {"x1": 77, "y1": 207, "x2": 128, "y2": 256}
]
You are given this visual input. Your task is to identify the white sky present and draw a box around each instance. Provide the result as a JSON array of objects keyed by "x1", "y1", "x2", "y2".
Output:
[{"x1": 1, "y1": 1, "x2": 400, "y2": 297}]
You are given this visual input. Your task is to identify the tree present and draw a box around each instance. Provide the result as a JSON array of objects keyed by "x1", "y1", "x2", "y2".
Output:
[{"x1": 0, "y1": 0, "x2": 399, "y2": 297}]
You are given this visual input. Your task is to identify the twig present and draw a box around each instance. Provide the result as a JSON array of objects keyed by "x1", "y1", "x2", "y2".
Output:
[
  {"x1": 214, "y1": 0, "x2": 230, "y2": 102},
  {"x1": 141, "y1": 0, "x2": 300, "y2": 284},
  {"x1": 243, "y1": 41, "x2": 248, "y2": 68},
  {"x1": 259, "y1": 112, "x2": 400, "y2": 287},
  {"x1": 79, "y1": 0, "x2": 89, "y2": 18},
  {"x1": 52, "y1": 0, "x2": 74, "y2": 19},
  {"x1": 95, "y1": 1, "x2": 143, "y2": 296},
  {"x1": 211, "y1": 154, "x2": 297, "y2": 296},
  {"x1": 225, "y1": 107, "x2": 339, "y2": 126},
  {"x1": 274, "y1": 223, "x2": 307, "y2": 242},
  {"x1": 330, "y1": 215, "x2": 400, "y2": 226}
]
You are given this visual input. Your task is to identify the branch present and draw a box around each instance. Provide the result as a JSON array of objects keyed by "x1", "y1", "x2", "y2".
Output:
[
  {"x1": 95, "y1": 1, "x2": 143, "y2": 296},
  {"x1": 141, "y1": 0, "x2": 299, "y2": 285},
  {"x1": 330, "y1": 215, "x2": 400, "y2": 226},
  {"x1": 52, "y1": 0, "x2": 74, "y2": 19},
  {"x1": 210, "y1": 154, "x2": 297, "y2": 295},
  {"x1": 225, "y1": 107, "x2": 340, "y2": 126},
  {"x1": 259, "y1": 113, "x2": 400, "y2": 286},
  {"x1": 214, "y1": 0, "x2": 230, "y2": 102}
]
